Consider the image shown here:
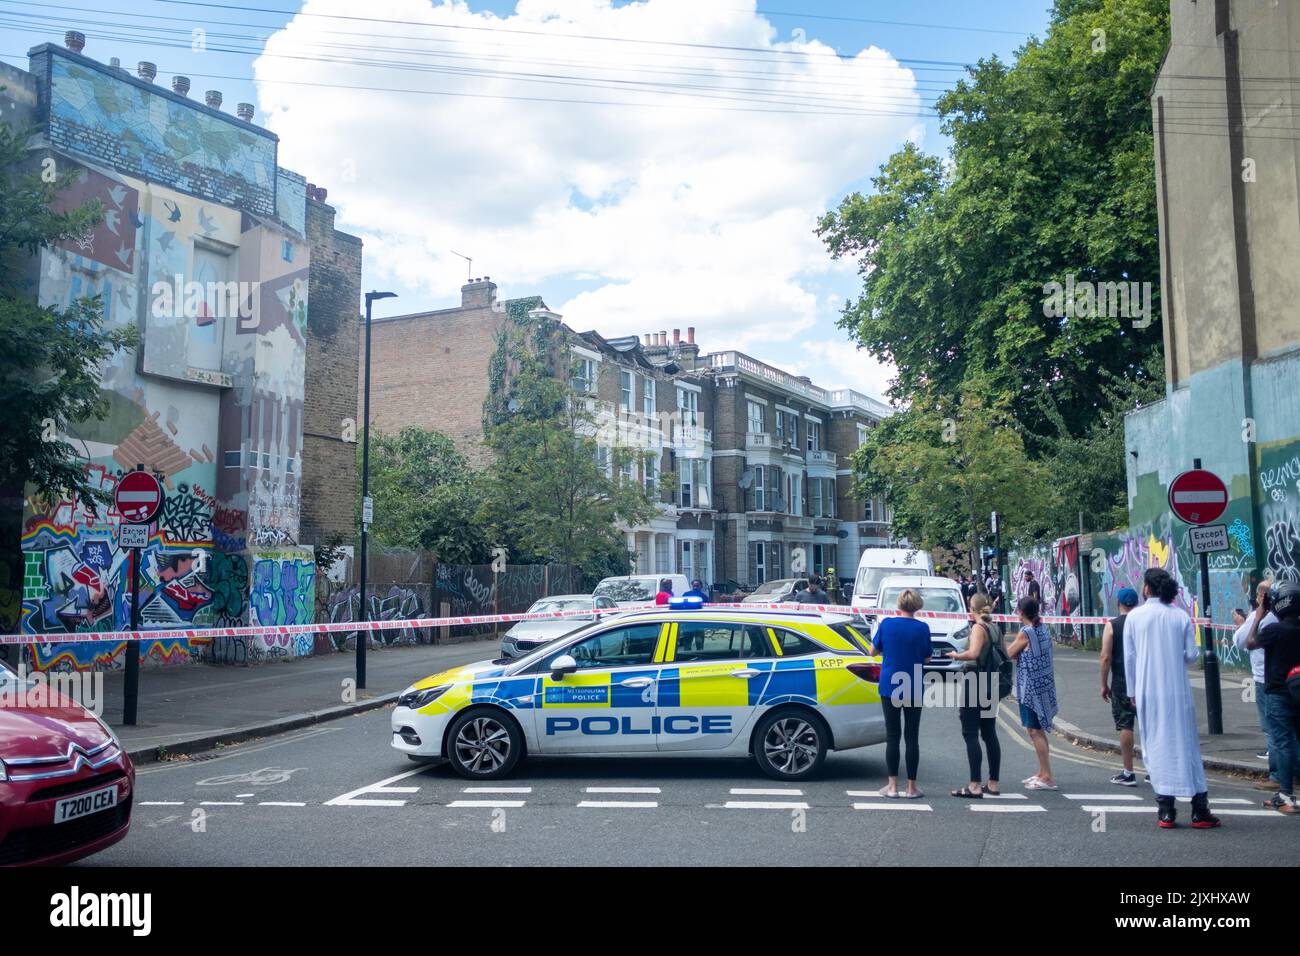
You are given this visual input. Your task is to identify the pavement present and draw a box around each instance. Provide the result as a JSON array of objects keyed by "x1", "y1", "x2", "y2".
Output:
[
  {"x1": 101, "y1": 638, "x2": 502, "y2": 763},
  {"x1": 1049, "y1": 643, "x2": 1271, "y2": 779}
]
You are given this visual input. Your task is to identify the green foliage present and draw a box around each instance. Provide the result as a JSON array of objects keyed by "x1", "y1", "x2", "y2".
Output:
[
  {"x1": 854, "y1": 376, "x2": 1058, "y2": 561},
  {"x1": 480, "y1": 314, "x2": 655, "y2": 572},
  {"x1": 363, "y1": 427, "x2": 490, "y2": 564},
  {"x1": 0, "y1": 120, "x2": 139, "y2": 515},
  {"x1": 819, "y1": 0, "x2": 1170, "y2": 542},
  {"x1": 819, "y1": 0, "x2": 1167, "y2": 436}
]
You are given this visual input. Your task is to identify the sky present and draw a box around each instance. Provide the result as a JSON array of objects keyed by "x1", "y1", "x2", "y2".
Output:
[{"x1": 0, "y1": 0, "x2": 1054, "y2": 400}]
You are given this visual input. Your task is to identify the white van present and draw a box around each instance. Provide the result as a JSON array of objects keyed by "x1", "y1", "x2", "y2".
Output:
[
  {"x1": 593, "y1": 573, "x2": 692, "y2": 608},
  {"x1": 851, "y1": 547, "x2": 934, "y2": 611}
]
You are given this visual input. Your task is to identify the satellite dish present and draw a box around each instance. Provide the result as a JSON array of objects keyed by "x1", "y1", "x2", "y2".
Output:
[{"x1": 738, "y1": 470, "x2": 754, "y2": 490}]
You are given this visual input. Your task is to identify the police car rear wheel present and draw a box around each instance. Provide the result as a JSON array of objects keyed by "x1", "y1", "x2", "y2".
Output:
[
  {"x1": 447, "y1": 709, "x2": 523, "y2": 779},
  {"x1": 755, "y1": 710, "x2": 827, "y2": 781}
]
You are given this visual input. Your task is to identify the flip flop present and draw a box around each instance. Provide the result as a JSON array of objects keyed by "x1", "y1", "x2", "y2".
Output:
[
  {"x1": 901, "y1": 790, "x2": 925, "y2": 799},
  {"x1": 1025, "y1": 778, "x2": 1059, "y2": 791},
  {"x1": 878, "y1": 785, "x2": 899, "y2": 799},
  {"x1": 951, "y1": 787, "x2": 984, "y2": 799},
  {"x1": 1021, "y1": 775, "x2": 1040, "y2": 785}
]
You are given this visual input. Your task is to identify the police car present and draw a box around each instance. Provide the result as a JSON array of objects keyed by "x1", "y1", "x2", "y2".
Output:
[{"x1": 391, "y1": 602, "x2": 886, "y2": 781}]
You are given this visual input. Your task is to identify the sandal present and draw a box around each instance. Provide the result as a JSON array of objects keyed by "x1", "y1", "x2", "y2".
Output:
[
  {"x1": 1021, "y1": 775, "x2": 1040, "y2": 785},
  {"x1": 985, "y1": 783, "x2": 1001, "y2": 796},
  {"x1": 1025, "y1": 778, "x2": 1059, "y2": 791},
  {"x1": 878, "y1": 785, "x2": 899, "y2": 799},
  {"x1": 951, "y1": 787, "x2": 984, "y2": 799},
  {"x1": 901, "y1": 790, "x2": 925, "y2": 799}
]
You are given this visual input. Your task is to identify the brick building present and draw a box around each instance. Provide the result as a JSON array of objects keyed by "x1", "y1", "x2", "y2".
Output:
[{"x1": 363, "y1": 279, "x2": 893, "y2": 588}]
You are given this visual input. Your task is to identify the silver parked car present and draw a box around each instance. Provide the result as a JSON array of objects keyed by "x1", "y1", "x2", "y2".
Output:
[{"x1": 499, "y1": 594, "x2": 618, "y2": 659}]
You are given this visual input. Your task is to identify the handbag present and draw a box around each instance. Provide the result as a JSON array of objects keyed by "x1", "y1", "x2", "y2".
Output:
[{"x1": 1286, "y1": 663, "x2": 1300, "y2": 707}]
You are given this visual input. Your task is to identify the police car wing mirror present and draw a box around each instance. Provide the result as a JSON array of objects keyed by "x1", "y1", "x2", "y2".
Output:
[{"x1": 550, "y1": 654, "x2": 578, "y2": 680}]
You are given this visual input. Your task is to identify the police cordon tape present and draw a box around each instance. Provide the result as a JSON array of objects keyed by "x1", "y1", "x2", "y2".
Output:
[{"x1": 0, "y1": 599, "x2": 1233, "y2": 646}]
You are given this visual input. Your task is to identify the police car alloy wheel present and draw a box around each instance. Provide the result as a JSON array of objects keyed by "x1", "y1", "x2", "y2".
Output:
[
  {"x1": 447, "y1": 709, "x2": 523, "y2": 779},
  {"x1": 754, "y1": 708, "x2": 827, "y2": 781}
]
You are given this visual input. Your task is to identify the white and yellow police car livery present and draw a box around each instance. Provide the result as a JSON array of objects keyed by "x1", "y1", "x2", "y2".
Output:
[{"x1": 391, "y1": 604, "x2": 886, "y2": 781}]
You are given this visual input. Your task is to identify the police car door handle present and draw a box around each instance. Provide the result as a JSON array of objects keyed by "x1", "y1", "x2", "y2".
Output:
[
  {"x1": 730, "y1": 669, "x2": 761, "y2": 679},
  {"x1": 619, "y1": 677, "x2": 655, "y2": 688}
]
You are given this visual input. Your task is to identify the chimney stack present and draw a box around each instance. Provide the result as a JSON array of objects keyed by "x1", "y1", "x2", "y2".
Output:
[
  {"x1": 672, "y1": 328, "x2": 681, "y2": 346},
  {"x1": 137, "y1": 62, "x2": 157, "y2": 83},
  {"x1": 642, "y1": 333, "x2": 651, "y2": 347},
  {"x1": 659, "y1": 331, "x2": 667, "y2": 346},
  {"x1": 687, "y1": 327, "x2": 695, "y2": 344},
  {"x1": 205, "y1": 90, "x2": 222, "y2": 109},
  {"x1": 236, "y1": 102, "x2": 254, "y2": 122},
  {"x1": 172, "y1": 76, "x2": 190, "y2": 97},
  {"x1": 64, "y1": 31, "x2": 85, "y2": 54}
]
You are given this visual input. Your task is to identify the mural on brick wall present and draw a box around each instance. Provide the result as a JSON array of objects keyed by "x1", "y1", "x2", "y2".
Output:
[
  {"x1": 23, "y1": 144, "x2": 311, "y2": 669},
  {"x1": 47, "y1": 53, "x2": 277, "y2": 217},
  {"x1": 247, "y1": 548, "x2": 316, "y2": 660},
  {"x1": 326, "y1": 585, "x2": 428, "y2": 650}
]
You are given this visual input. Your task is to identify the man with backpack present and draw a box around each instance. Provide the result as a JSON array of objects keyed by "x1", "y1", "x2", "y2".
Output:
[{"x1": 1100, "y1": 588, "x2": 1140, "y2": 787}]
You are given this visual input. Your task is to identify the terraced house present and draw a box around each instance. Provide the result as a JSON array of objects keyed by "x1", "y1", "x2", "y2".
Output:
[{"x1": 368, "y1": 277, "x2": 894, "y2": 588}]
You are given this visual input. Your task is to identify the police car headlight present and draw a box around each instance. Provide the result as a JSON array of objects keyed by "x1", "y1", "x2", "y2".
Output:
[{"x1": 398, "y1": 685, "x2": 451, "y2": 709}]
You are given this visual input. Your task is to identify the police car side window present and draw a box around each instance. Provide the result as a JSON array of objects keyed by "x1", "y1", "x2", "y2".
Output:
[
  {"x1": 559, "y1": 623, "x2": 662, "y2": 670},
  {"x1": 769, "y1": 627, "x2": 823, "y2": 657},
  {"x1": 674, "y1": 622, "x2": 768, "y2": 662}
]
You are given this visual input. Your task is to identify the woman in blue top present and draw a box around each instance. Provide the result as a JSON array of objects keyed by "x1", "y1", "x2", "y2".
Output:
[
  {"x1": 1007, "y1": 597, "x2": 1059, "y2": 790},
  {"x1": 870, "y1": 589, "x2": 933, "y2": 798}
]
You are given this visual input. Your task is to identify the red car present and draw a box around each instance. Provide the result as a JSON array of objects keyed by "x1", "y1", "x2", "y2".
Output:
[{"x1": 0, "y1": 659, "x2": 134, "y2": 866}]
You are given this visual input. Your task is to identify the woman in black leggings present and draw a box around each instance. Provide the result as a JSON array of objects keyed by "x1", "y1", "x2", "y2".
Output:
[
  {"x1": 947, "y1": 592, "x2": 1002, "y2": 798},
  {"x1": 870, "y1": 588, "x2": 932, "y2": 799}
]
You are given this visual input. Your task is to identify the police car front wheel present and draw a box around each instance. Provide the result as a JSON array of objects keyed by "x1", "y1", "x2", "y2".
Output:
[
  {"x1": 446, "y1": 709, "x2": 524, "y2": 779},
  {"x1": 754, "y1": 709, "x2": 828, "y2": 781}
]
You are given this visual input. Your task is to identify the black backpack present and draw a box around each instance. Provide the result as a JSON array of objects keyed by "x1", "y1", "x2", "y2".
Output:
[{"x1": 979, "y1": 623, "x2": 1014, "y2": 700}]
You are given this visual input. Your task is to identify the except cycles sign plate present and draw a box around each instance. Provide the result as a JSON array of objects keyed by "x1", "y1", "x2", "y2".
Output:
[
  {"x1": 118, "y1": 523, "x2": 150, "y2": 549},
  {"x1": 1189, "y1": 524, "x2": 1229, "y2": 554},
  {"x1": 1168, "y1": 469, "x2": 1229, "y2": 525}
]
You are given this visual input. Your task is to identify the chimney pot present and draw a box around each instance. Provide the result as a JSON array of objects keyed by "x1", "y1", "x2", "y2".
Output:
[
  {"x1": 64, "y1": 31, "x2": 85, "y2": 54},
  {"x1": 642, "y1": 333, "x2": 651, "y2": 346},
  {"x1": 172, "y1": 76, "x2": 190, "y2": 97},
  {"x1": 672, "y1": 329, "x2": 680, "y2": 345},
  {"x1": 687, "y1": 326, "x2": 695, "y2": 344},
  {"x1": 236, "y1": 102, "x2": 254, "y2": 121},
  {"x1": 137, "y1": 61, "x2": 157, "y2": 83},
  {"x1": 205, "y1": 90, "x2": 222, "y2": 109},
  {"x1": 659, "y1": 331, "x2": 667, "y2": 346},
  {"x1": 316, "y1": 186, "x2": 327, "y2": 202}
]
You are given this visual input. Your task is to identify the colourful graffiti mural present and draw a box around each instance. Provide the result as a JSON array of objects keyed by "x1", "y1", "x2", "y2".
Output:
[{"x1": 247, "y1": 548, "x2": 316, "y2": 660}]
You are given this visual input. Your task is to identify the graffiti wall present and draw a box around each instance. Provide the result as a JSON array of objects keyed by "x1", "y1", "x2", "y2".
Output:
[
  {"x1": 247, "y1": 547, "x2": 316, "y2": 661},
  {"x1": 16, "y1": 47, "x2": 316, "y2": 671}
]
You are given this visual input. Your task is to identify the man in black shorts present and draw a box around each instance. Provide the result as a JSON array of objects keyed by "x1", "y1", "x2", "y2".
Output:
[{"x1": 1100, "y1": 587, "x2": 1139, "y2": 786}]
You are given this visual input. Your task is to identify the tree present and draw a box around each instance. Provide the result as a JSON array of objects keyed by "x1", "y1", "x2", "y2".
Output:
[
  {"x1": 363, "y1": 426, "x2": 490, "y2": 565},
  {"x1": 817, "y1": 0, "x2": 1169, "y2": 445},
  {"x1": 0, "y1": 120, "x2": 140, "y2": 514},
  {"x1": 853, "y1": 375, "x2": 1058, "y2": 576},
  {"x1": 480, "y1": 314, "x2": 655, "y2": 578}
]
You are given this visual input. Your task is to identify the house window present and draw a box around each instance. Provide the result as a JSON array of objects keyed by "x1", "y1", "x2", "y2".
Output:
[
  {"x1": 620, "y1": 370, "x2": 634, "y2": 411},
  {"x1": 681, "y1": 540, "x2": 708, "y2": 584},
  {"x1": 644, "y1": 453, "x2": 658, "y2": 494},
  {"x1": 680, "y1": 459, "x2": 710, "y2": 509},
  {"x1": 775, "y1": 411, "x2": 785, "y2": 439},
  {"x1": 223, "y1": 450, "x2": 241, "y2": 468},
  {"x1": 754, "y1": 541, "x2": 767, "y2": 585},
  {"x1": 807, "y1": 420, "x2": 822, "y2": 452},
  {"x1": 753, "y1": 464, "x2": 765, "y2": 511},
  {"x1": 677, "y1": 387, "x2": 698, "y2": 426},
  {"x1": 595, "y1": 446, "x2": 611, "y2": 477},
  {"x1": 189, "y1": 245, "x2": 232, "y2": 371},
  {"x1": 572, "y1": 357, "x2": 596, "y2": 394},
  {"x1": 747, "y1": 401, "x2": 763, "y2": 434},
  {"x1": 643, "y1": 377, "x2": 656, "y2": 417},
  {"x1": 864, "y1": 498, "x2": 874, "y2": 521}
]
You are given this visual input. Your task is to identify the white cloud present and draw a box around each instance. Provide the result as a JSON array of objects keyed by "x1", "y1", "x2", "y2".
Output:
[{"x1": 258, "y1": 0, "x2": 919, "y2": 399}]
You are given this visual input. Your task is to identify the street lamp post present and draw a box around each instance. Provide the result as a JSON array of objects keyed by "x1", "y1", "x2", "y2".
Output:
[{"x1": 358, "y1": 290, "x2": 396, "y2": 690}]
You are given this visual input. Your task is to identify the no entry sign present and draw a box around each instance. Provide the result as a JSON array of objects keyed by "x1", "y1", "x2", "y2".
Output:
[
  {"x1": 114, "y1": 469, "x2": 164, "y2": 524},
  {"x1": 1168, "y1": 468, "x2": 1228, "y2": 525}
]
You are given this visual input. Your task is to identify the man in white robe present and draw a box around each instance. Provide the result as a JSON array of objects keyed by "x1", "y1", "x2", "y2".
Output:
[{"x1": 1123, "y1": 567, "x2": 1220, "y2": 829}]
